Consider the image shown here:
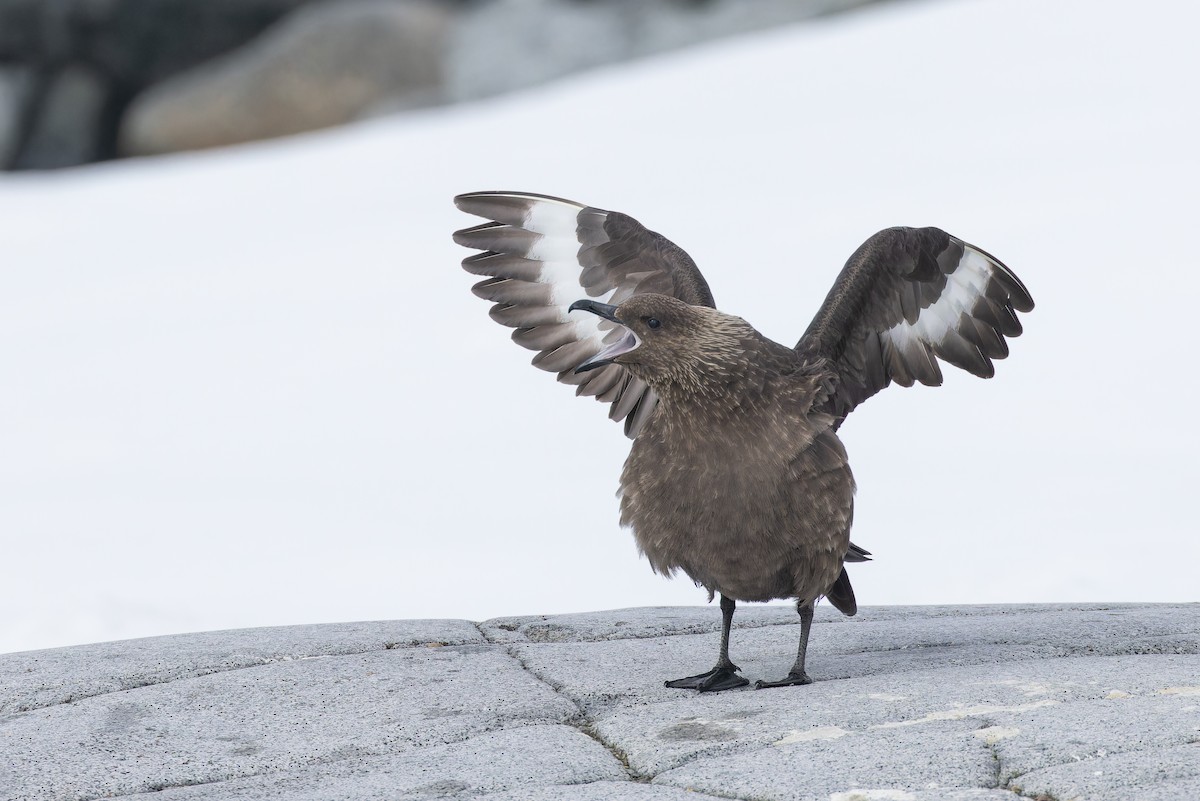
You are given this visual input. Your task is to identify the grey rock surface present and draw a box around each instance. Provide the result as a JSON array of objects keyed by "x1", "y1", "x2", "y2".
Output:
[
  {"x1": 1010, "y1": 744, "x2": 1200, "y2": 801},
  {"x1": 121, "y1": 726, "x2": 626, "y2": 800},
  {"x1": 0, "y1": 618, "x2": 483, "y2": 715},
  {"x1": 470, "y1": 783, "x2": 739, "y2": 800},
  {"x1": 1, "y1": 603, "x2": 1196, "y2": 801},
  {"x1": 1, "y1": 645, "x2": 576, "y2": 798},
  {"x1": 120, "y1": 0, "x2": 451, "y2": 156}
]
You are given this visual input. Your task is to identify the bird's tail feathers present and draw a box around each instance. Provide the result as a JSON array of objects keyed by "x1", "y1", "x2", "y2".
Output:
[
  {"x1": 844, "y1": 542, "x2": 872, "y2": 563},
  {"x1": 825, "y1": 566, "x2": 858, "y2": 617}
]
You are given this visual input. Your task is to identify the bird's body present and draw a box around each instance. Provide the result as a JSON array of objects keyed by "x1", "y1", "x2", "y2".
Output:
[
  {"x1": 453, "y1": 191, "x2": 1033, "y2": 691},
  {"x1": 617, "y1": 313, "x2": 853, "y2": 607}
]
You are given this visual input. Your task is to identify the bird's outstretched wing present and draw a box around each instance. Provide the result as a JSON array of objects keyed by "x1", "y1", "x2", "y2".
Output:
[
  {"x1": 454, "y1": 191, "x2": 716, "y2": 438},
  {"x1": 797, "y1": 226, "x2": 1034, "y2": 424}
]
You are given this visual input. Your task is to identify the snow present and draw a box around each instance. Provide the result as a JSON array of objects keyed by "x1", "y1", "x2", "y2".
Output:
[{"x1": 1, "y1": 0, "x2": 1197, "y2": 655}]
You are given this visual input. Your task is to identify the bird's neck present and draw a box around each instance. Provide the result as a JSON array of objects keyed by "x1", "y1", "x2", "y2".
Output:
[
  {"x1": 645, "y1": 345, "x2": 832, "y2": 437},
  {"x1": 650, "y1": 356, "x2": 786, "y2": 424}
]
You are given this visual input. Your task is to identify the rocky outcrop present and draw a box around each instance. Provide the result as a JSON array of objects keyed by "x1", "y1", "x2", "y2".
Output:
[
  {"x1": 11, "y1": 64, "x2": 106, "y2": 167},
  {"x1": 0, "y1": 0, "x2": 886, "y2": 170},
  {"x1": 2, "y1": 604, "x2": 1198, "y2": 799},
  {"x1": 0, "y1": 0, "x2": 345, "y2": 168},
  {"x1": 0, "y1": 66, "x2": 30, "y2": 165},
  {"x1": 120, "y1": 1, "x2": 451, "y2": 156}
]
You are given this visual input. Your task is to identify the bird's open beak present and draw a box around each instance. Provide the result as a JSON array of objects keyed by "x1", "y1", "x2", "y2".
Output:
[{"x1": 569, "y1": 299, "x2": 641, "y2": 374}]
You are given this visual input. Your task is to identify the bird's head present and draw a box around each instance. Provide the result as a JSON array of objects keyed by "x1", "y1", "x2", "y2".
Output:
[{"x1": 569, "y1": 294, "x2": 754, "y2": 392}]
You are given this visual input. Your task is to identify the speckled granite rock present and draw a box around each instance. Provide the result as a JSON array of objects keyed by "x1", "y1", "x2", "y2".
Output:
[{"x1": 1, "y1": 604, "x2": 1197, "y2": 800}]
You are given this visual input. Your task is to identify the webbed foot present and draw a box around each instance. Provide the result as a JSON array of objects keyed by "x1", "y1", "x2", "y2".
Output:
[
  {"x1": 665, "y1": 665, "x2": 749, "y2": 692},
  {"x1": 754, "y1": 670, "x2": 813, "y2": 689}
]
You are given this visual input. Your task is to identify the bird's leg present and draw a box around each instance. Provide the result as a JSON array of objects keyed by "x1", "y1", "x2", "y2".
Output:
[
  {"x1": 755, "y1": 600, "x2": 815, "y2": 689},
  {"x1": 664, "y1": 594, "x2": 750, "y2": 692}
]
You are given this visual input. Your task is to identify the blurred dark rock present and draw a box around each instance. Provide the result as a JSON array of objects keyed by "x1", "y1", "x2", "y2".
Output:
[
  {"x1": 0, "y1": 0, "x2": 326, "y2": 168},
  {"x1": 0, "y1": 0, "x2": 311, "y2": 84},
  {"x1": 0, "y1": 66, "x2": 32, "y2": 165},
  {"x1": 120, "y1": 1, "x2": 450, "y2": 156},
  {"x1": 0, "y1": 0, "x2": 889, "y2": 169},
  {"x1": 9, "y1": 64, "x2": 106, "y2": 168}
]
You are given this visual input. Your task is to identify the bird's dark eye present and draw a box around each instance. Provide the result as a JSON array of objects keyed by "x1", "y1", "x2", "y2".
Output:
[{"x1": 646, "y1": 317, "x2": 661, "y2": 330}]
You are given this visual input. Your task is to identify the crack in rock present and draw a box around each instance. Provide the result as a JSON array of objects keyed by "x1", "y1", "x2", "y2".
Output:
[{"x1": 471, "y1": 622, "x2": 656, "y2": 784}]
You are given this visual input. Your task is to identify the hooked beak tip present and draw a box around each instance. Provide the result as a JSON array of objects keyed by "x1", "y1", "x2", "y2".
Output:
[{"x1": 568, "y1": 299, "x2": 621, "y2": 323}]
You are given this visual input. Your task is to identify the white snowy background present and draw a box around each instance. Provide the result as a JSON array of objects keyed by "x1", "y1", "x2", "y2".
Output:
[{"x1": 1, "y1": 0, "x2": 1196, "y2": 655}]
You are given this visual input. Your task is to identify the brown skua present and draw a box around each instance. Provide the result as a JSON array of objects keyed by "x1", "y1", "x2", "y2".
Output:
[{"x1": 454, "y1": 191, "x2": 1033, "y2": 691}]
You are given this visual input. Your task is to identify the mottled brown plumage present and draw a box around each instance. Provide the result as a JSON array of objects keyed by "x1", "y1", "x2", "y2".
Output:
[
  {"x1": 610, "y1": 297, "x2": 852, "y2": 606},
  {"x1": 454, "y1": 191, "x2": 1034, "y2": 691}
]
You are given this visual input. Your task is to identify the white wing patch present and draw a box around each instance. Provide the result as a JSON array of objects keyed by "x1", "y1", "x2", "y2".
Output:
[
  {"x1": 455, "y1": 190, "x2": 661, "y2": 438},
  {"x1": 520, "y1": 194, "x2": 584, "y2": 235},
  {"x1": 881, "y1": 244, "x2": 1009, "y2": 383},
  {"x1": 518, "y1": 201, "x2": 619, "y2": 344}
]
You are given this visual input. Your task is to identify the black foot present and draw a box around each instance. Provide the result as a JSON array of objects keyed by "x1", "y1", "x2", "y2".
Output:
[
  {"x1": 754, "y1": 671, "x2": 813, "y2": 690},
  {"x1": 664, "y1": 665, "x2": 750, "y2": 692}
]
